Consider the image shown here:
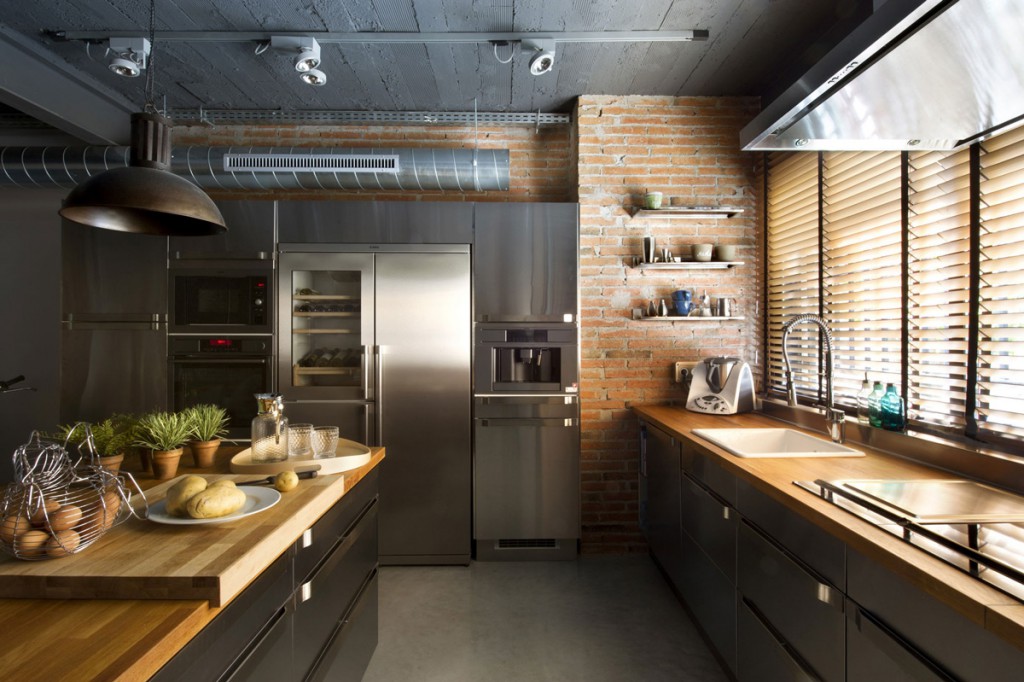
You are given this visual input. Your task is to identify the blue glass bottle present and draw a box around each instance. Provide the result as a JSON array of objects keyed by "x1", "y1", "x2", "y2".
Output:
[
  {"x1": 867, "y1": 381, "x2": 885, "y2": 428},
  {"x1": 880, "y1": 383, "x2": 906, "y2": 432}
]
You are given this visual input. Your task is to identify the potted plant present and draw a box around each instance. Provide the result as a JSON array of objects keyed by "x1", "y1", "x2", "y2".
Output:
[
  {"x1": 52, "y1": 415, "x2": 137, "y2": 472},
  {"x1": 134, "y1": 411, "x2": 193, "y2": 480},
  {"x1": 183, "y1": 404, "x2": 230, "y2": 468}
]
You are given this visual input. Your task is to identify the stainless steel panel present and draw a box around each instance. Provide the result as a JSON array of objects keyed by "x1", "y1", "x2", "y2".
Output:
[
  {"x1": 679, "y1": 531, "x2": 737, "y2": 676},
  {"x1": 61, "y1": 222, "x2": 167, "y2": 317},
  {"x1": 681, "y1": 472, "x2": 737, "y2": 583},
  {"x1": 837, "y1": 479, "x2": 1024, "y2": 524},
  {"x1": 847, "y1": 599, "x2": 955, "y2": 682},
  {"x1": 474, "y1": 394, "x2": 577, "y2": 419},
  {"x1": 738, "y1": 521, "x2": 845, "y2": 682},
  {"x1": 278, "y1": 201, "x2": 473, "y2": 244},
  {"x1": 376, "y1": 251, "x2": 471, "y2": 564},
  {"x1": 737, "y1": 478, "x2": 846, "y2": 588},
  {"x1": 282, "y1": 401, "x2": 372, "y2": 445},
  {"x1": 170, "y1": 200, "x2": 276, "y2": 261},
  {"x1": 737, "y1": 598, "x2": 817, "y2": 682},
  {"x1": 473, "y1": 203, "x2": 579, "y2": 322},
  {"x1": 641, "y1": 422, "x2": 683, "y2": 582},
  {"x1": 277, "y1": 252, "x2": 374, "y2": 403},
  {"x1": 60, "y1": 326, "x2": 167, "y2": 423},
  {"x1": 474, "y1": 415, "x2": 580, "y2": 540},
  {"x1": 848, "y1": 549, "x2": 1024, "y2": 681}
]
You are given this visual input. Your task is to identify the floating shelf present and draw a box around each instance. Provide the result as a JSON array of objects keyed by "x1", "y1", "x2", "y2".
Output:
[
  {"x1": 636, "y1": 315, "x2": 746, "y2": 322},
  {"x1": 633, "y1": 261, "x2": 744, "y2": 270},
  {"x1": 632, "y1": 207, "x2": 745, "y2": 219},
  {"x1": 293, "y1": 294, "x2": 358, "y2": 301},
  {"x1": 293, "y1": 312, "x2": 360, "y2": 318}
]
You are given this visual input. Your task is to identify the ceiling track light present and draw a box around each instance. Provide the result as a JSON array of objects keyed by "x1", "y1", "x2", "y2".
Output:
[
  {"x1": 271, "y1": 36, "x2": 327, "y2": 85},
  {"x1": 523, "y1": 38, "x2": 556, "y2": 76},
  {"x1": 106, "y1": 37, "x2": 150, "y2": 77}
]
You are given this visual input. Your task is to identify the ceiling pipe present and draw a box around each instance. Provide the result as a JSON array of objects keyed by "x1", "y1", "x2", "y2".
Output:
[{"x1": 0, "y1": 146, "x2": 511, "y2": 192}]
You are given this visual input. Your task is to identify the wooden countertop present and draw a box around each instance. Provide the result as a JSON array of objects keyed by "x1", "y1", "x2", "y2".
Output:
[
  {"x1": 633, "y1": 405, "x2": 1024, "y2": 652},
  {"x1": 0, "y1": 448, "x2": 384, "y2": 682}
]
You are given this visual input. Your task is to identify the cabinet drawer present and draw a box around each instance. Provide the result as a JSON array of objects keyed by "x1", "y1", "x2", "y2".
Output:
[
  {"x1": 737, "y1": 598, "x2": 817, "y2": 682},
  {"x1": 848, "y1": 549, "x2": 1024, "y2": 681},
  {"x1": 736, "y1": 478, "x2": 845, "y2": 588},
  {"x1": 295, "y1": 468, "x2": 378, "y2": 582},
  {"x1": 680, "y1": 471, "x2": 736, "y2": 583},
  {"x1": 737, "y1": 520, "x2": 845, "y2": 682},
  {"x1": 150, "y1": 548, "x2": 295, "y2": 682},
  {"x1": 681, "y1": 445, "x2": 736, "y2": 506},
  {"x1": 307, "y1": 571, "x2": 380, "y2": 682},
  {"x1": 847, "y1": 598, "x2": 956, "y2": 682},
  {"x1": 293, "y1": 500, "x2": 379, "y2": 675},
  {"x1": 679, "y1": 531, "x2": 737, "y2": 675}
]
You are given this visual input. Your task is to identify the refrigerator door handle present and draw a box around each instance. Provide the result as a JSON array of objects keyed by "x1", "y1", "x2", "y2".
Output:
[
  {"x1": 360, "y1": 344, "x2": 370, "y2": 400},
  {"x1": 375, "y1": 345, "x2": 383, "y2": 444}
]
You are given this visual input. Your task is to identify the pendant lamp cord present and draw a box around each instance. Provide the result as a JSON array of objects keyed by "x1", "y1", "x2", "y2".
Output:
[{"x1": 144, "y1": 0, "x2": 157, "y2": 113}]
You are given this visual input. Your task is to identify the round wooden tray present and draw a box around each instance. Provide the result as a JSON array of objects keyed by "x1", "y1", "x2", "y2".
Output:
[{"x1": 230, "y1": 438, "x2": 372, "y2": 476}]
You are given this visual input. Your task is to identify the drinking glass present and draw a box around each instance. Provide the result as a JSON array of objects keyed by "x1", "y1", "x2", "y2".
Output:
[
  {"x1": 312, "y1": 426, "x2": 339, "y2": 459},
  {"x1": 288, "y1": 423, "x2": 314, "y2": 457}
]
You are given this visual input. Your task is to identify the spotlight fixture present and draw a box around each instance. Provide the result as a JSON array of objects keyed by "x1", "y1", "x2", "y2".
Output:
[
  {"x1": 271, "y1": 36, "x2": 328, "y2": 85},
  {"x1": 300, "y1": 68, "x2": 327, "y2": 86},
  {"x1": 523, "y1": 38, "x2": 555, "y2": 76},
  {"x1": 106, "y1": 37, "x2": 150, "y2": 78}
]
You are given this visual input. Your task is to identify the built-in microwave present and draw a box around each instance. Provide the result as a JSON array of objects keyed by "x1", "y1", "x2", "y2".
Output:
[{"x1": 168, "y1": 263, "x2": 273, "y2": 334}]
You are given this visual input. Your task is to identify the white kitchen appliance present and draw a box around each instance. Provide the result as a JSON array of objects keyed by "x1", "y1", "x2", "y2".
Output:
[{"x1": 686, "y1": 356, "x2": 755, "y2": 415}]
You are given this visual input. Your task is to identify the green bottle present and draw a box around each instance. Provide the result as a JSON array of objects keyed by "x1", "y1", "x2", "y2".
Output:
[
  {"x1": 880, "y1": 383, "x2": 906, "y2": 431},
  {"x1": 867, "y1": 381, "x2": 885, "y2": 428}
]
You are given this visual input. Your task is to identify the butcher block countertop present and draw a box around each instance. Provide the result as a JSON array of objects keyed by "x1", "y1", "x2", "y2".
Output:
[
  {"x1": 0, "y1": 448, "x2": 384, "y2": 682},
  {"x1": 634, "y1": 405, "x2": 1024, "y2": 652}
]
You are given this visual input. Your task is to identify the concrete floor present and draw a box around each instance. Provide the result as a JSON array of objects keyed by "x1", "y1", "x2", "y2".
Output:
[{"x1": 362, "y1": 555, "x2": 730, "y2": 682}]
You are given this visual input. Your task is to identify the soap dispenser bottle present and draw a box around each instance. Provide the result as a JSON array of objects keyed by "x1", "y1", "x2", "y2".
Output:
[
  {"x1": 880, "y1": 383, "x2": 906, "y2": 432},
  {"x1": 856, "y1": 374, "x2": 872, "y2": 425},
  {"x1": 867, "y1": 381, "x2": 885, "y2": 428}
]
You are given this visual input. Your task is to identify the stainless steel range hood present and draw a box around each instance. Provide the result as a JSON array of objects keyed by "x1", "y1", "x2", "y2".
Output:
[{"x1": 741, "y1": 0, "x2": 1024, "y2": 151}]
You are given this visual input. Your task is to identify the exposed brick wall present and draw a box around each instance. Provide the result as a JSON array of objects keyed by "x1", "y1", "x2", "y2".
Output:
[
  {"x1": 576, "y1": 95, "x2": 763, "y2": 554},
  {"x1": 174, "y1": 123, "x2": 574, "y2": 203}
]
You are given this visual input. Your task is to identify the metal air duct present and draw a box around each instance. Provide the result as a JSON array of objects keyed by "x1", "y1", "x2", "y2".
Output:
[{"x1": 0, "y1": 146, "x2": 511, "y2": 192}]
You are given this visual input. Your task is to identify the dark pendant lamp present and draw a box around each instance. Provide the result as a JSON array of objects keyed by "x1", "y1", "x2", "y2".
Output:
[{"x1": 58, "y1": 0, "x2": 225, "y2": 236}]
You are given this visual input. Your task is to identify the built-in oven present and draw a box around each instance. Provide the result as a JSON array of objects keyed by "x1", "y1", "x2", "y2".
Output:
[
  {"x1": 169, "y1": 335, "x2": 273, "y2": 439},
  {"x1": 474, "y1": 324, "x2": 578, "y2": 394},
  {"x1": 168, "y1": 262, "x2": 273, "y2": 334}
]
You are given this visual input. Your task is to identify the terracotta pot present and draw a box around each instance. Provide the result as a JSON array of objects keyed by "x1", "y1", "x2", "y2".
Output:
[
  {"x1": 139, "y1": 450, "x2": 151, "y2": 473},
  {"x1": 189, "y1": 439, "x2": 221, "y2": 468},
  {"x1": 98, "y1": 453, "x2": 124, "y2": 473},
  {"x1": 151, "y1": 448, "x2": 184, "y2": 480}
]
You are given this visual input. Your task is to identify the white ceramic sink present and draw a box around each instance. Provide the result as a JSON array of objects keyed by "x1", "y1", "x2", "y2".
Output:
[{"x1": 692, "y1": 428, "x2": 864, "y2": 458}]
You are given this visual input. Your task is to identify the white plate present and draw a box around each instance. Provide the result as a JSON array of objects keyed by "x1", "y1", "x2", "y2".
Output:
[{"x1": 147, "y1": 486, "x2": 281, "y2": 525}]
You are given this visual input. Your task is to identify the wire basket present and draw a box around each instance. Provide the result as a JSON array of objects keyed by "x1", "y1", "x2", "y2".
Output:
[{"x1": 0, "y1": 426, "x2": 148, "y2": 561}]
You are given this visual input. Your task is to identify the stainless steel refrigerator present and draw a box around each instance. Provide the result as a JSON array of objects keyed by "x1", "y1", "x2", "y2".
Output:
[
  {"x1": 277, "y1": 244, "x2": 471, "y2": 565},
  {"x1": 60, "y1": 224, "x2": 168, "y2": 423}
]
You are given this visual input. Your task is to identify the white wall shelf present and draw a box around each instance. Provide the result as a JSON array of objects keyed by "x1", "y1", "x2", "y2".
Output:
[
  {"x1": 634, "y1": 315, "x2": 746, "y2": 322},
  {"x1": 631, "y1": 207, "x2": 744, "y2": 219}
]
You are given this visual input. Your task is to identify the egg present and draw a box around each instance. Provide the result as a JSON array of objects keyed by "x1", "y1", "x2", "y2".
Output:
[
  {"x1": 0, "y1": 513, "x2": 32, "y2": 544},
  {"x1": 46, "y1": 504, "x2": 83, "y2": 532},
  {"x1": 30, "y1": 499, "x2": 61, "y2": 527},
  {"x1": 45, "y1": 529, "x2": 81, "y2": 557},
  {"x1": 14, "y1": 530, "x2": 49, "y2": 558},
  {"x1": 78, "y1": 491, "x2": 121, "y2": 537}
]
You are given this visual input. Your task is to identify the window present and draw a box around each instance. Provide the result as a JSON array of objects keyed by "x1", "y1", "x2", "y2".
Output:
[{"x1": 765, "y1": 129, "x2": 1024, "y2": 450}]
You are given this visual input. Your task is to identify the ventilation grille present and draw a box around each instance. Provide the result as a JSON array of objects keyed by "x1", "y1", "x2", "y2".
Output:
[
  {"x1": 496, "y1": 539, "x2": 559, "y2": 549},
  {"x1": 171, "y1": 109, "x2": 572, "y2": 127},
  {"x1": 223, "y1": 153, "x2": 400, "y2": 173}
]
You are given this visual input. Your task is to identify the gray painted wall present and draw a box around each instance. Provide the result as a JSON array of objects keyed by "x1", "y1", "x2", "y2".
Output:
[{"x1": 0, "y1": 188, "x2": 63, "y2": 482}]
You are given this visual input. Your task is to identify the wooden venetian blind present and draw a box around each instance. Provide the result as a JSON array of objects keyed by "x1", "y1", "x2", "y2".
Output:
[
  {"x1": 766, "y1": 152, "x2": 820, "y2": 399},
  {"x1": 907, "y1": 148, "x2": 972, "y2": 433},
  {"x1": 822, "y1": 151, "x2": 903, "y2": 403},
  {"x1": 978, "y1": 127, "x2": 1024, "y2": 443}
]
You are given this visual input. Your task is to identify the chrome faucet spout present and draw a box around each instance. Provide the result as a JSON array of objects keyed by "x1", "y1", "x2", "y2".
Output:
[{"x1": 781, "y1": 314, "x2": 845, "y2": 443}]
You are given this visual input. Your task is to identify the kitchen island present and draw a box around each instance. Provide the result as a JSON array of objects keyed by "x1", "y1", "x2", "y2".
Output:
[
  {"x1": 0, "y1": 448, "x2": 383, "y2": 681},
  {"x1": 635, "y1": 405, "x2": 1024, "y2": 680}
]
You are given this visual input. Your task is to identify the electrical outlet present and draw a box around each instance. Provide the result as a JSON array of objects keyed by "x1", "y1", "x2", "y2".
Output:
[{"x1": 674, "y1": 361, "x2": 698, "y2": 383}]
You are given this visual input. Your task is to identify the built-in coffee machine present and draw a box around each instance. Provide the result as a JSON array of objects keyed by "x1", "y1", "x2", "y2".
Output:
[{"x1": 474, "y1": 324, "x2": 578, "y2": 394}]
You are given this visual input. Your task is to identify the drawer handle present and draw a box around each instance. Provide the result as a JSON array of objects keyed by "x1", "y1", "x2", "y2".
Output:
[
  {"x1": 300, "y1": 581, "x2": 313, "y2": 603},
  {"x1": 302, "y1": 528, "x2": 313, "y2": 549},
  {"x1": 815, "y1": 582, "x2": 843, "y2": 611},
  {"x1": 723, "y1": 506, "x2": 732, "y2": 521}
]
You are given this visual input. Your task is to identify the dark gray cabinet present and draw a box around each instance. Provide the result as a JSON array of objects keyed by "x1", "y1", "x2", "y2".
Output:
[
  {"x1": 151, "y1": 470, "x2": 379, "y2": 682},
  {"x1": 473, "y1": 202, "x2": 578, "y2": 322},
  {"x1": 639, "y1": 422, "x2": 683, "y2": 586},
  {"x1": 278, "y1": 200, "x2": 473, "y2": 244}
]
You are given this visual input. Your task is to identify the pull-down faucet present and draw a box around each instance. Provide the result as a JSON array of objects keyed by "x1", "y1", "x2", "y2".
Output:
[{"x1": 781, "y1": 314, "x2": 846, "y2": 444}]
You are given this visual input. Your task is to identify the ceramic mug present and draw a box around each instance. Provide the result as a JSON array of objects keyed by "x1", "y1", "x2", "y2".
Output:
[
  {"x1": 693, "y1": 244, "x2": 713, "y2": 262},
  {"x1": 715, "y1": 244, "x2": 737, "y2": 261},
  {"x1": 644, "y1": 192, "x2": 663, "y2": 209},
  {"x1": 672, "y1": 289, "x2": 692, "y2": 302}
]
